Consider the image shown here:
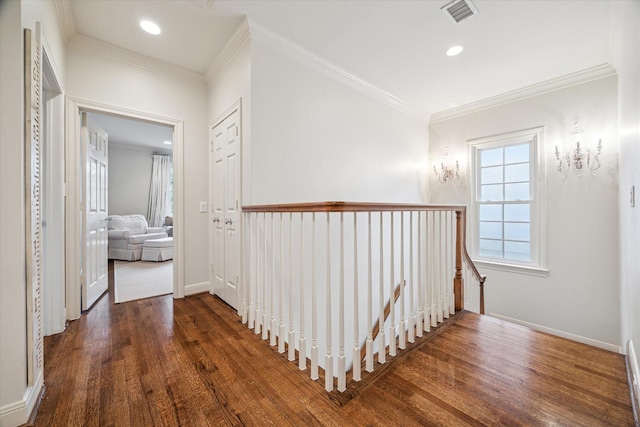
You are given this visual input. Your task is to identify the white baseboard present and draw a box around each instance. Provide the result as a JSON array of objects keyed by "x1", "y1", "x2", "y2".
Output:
[
  {"x1": 628, "y1": 340, "x2": 640, "y2": 420},
  {"x1": 489, "y1": 312, "x2": 622, "y2": 353},
  {"x1": 0, "y1": 370, "x2": 43, "y2": 427},
  {"x1": 185, "y1": 281, "x2": 210, "y2": 296}
]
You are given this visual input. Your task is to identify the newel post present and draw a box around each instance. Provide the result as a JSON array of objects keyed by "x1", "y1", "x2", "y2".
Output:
[{"x1": 454, "y1": 210, "x2": 464, "y2": 311}]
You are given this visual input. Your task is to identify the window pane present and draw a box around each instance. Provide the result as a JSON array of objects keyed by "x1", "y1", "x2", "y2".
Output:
[
  {"x1": 479, "y1": 204, "x2": 502, "y2": 221},
  {"x1": 481, "y1": 184, "x2": 504, "y2": 201},
  {"x1": 505, "y1": 144, "x2": 529, "y2": 164},
  {"x1": 504, "y1": 204, "x2": 530, "y2": 222},
  {"x1": 479, "y1": 221, "x2": 502, "y2": 239},
  {"x1": 505, "y1": 183, "x2": 529, "y2": 201},
  {"x1": 505, "y1": 241, "x2": 531, "y2": 261},
  {"x1": 504, "y1": 163, "x2": 529, "y2": 183},
  {"x1": 480, "y1": 148, "x2": 503, "y2": 167},
  {"x1": 481, "y1": 166, "x2": 503, "y2": 184},
  {"x1": 504, "y1": 222, "x2": 530, "y2": 241},
  {"x1": 480, "y1": 239, "x2": 502, "y2": 258}
]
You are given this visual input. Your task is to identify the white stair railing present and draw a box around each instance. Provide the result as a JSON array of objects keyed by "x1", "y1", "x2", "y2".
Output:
[{"x1": 240, "y1": 202, "x2": 485, "y2": 392}]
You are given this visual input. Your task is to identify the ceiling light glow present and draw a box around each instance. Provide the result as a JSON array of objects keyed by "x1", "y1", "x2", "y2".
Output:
[
  {"x1": 163, "y1": 140, "x2": 172, "y2": 145},
  {"x1": 446, "y1": 45, "x2": 464, "y2": 56},
  {"x1": 140, "y1": 20, "x2": 161, "y2": 35}
]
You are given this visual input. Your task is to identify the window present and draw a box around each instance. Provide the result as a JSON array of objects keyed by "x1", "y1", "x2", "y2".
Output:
[{"x1": 469, "y1": 128, "x2": 546, "y2": 274}]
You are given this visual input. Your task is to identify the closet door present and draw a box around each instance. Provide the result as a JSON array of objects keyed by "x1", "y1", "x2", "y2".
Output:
[{"x1": 211, "y1": 106, "x2": 241, "y2": 310}]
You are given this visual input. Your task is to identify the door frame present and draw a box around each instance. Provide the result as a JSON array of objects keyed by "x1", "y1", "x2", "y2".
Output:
[
  {"x1": 209, "y1": 99, "x2": 242, "y2": 310},
  {"x1": 65, "y1": 98, "x2": 186, "y2": 320}
]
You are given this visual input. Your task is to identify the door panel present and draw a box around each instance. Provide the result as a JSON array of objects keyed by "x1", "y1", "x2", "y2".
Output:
[
  {"x1": 82, "y1": 113, "x2": 108, "y2": 310},
  {"x1": 211, "y1": 108, "x2": 241, "y2": 309}
]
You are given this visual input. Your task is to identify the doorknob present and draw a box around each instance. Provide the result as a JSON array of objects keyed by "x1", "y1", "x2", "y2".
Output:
[
  {"x1": 213, "y1": 217, "x2": 221, "y2": 223},
  {"x1": 225, "y1": 218, "x2": 233, "y2": 225}
]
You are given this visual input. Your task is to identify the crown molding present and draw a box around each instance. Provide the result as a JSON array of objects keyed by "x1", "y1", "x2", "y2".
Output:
[
  {"x1": 430, "y1": 63, "x2": 617, "y2": 124},
  {"x1": 54, "y1": 0, "x2": 75, "y2": 44},
  {"x1": 248, "y1": 21, "x2": 429, "y2": 124},
  {"x1": 205, "y1": 18, "x2": 250, "y2": 86},
  {"x1": 68, "y1": 34, "x2": 206, "y2": 87},
  {"x1": 188, "y1": 0, "x2": 216, "y2": 11}
]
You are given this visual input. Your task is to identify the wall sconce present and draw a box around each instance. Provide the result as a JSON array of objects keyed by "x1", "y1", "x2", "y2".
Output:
[
  {"x1": 555, "y1": 122, "x2": 602, "y2": 178},
  {"x1": 433, "y1": 147, "x2": 460, "y2": 184}
]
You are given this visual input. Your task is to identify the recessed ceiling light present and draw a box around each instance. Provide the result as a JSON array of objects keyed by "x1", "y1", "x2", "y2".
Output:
[
  {"x1": 446, "y1": 45, "x2": 464, "y2": 56},
  {"x1": 163, "y1": 140, "x2": 172, "y2": 145},
  {"x1": 140, "y1": 20, "x2": 161, "y2": 35}
]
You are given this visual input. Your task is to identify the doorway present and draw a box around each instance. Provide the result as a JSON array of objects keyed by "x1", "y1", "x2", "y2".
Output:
[{"x1": 65, "y1": 98, "x2": 185, "y2": 321}]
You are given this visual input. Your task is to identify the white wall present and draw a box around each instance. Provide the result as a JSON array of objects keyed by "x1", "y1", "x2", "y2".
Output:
[
  {"x1": 614, "y1": 0, "x2": 640, "y2": 397},
  {"x1": 0, "y1": 0, "x2": 66, "y2": 425},
  {"x1": 208, "y1": 39, "x2": 252, "y2": 204},
  {"x1": 108, "y1": 145, "x2": 171, "y2": 217},
  {"x1": 429, "y1": 76, "x2": 620, "y2": 349},
  {"x1": 249, "y1": 37, "x2": 429, "y2": 205},
  {"x1": 66, "y1": 45, "x2": 210, "y2": 292}
]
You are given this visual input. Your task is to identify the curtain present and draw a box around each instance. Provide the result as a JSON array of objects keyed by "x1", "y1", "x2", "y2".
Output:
[{"x1": 147, "y1": 154, "x2": 171, "y2": 227}]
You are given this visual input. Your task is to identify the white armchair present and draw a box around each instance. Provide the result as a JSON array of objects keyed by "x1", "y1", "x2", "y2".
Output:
[{"x1": 108, "y1": 214, "x2": 168, "y2": 261}]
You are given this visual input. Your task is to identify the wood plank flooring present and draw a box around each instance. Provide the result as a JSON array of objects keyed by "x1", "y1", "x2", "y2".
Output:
[{"x1": 33, "y1": 263, "x2": 635, "y2": 426}]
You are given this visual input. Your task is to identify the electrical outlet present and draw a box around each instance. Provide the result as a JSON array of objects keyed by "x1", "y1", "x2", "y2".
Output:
[{"x1": 200, "y1": 201, "x2": 208, "y2": 213}]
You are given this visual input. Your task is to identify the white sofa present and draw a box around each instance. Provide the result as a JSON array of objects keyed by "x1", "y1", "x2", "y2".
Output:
[{"x1": 108, "y1": 214, "x2": 168, "y2": 261}]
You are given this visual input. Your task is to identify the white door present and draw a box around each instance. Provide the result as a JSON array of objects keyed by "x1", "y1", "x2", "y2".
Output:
[
  {"x1": 81, "y1": 112, "x2": 109, "y2": 310},
  {"x1": 211, "y1": 107, "x2": 241, "y2": 309}
]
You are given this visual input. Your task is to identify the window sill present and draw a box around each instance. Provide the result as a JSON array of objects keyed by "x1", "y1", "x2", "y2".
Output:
[{"x1": 472, "y1": 259, "x2": 549, "y2": 277}]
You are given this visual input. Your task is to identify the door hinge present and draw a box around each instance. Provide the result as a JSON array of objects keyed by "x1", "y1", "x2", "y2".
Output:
[
  {"x1": 210, "y1": 141, "x2": 214, "y2": 152},
  {"x1": 211, "y1": 263, "x2": 214, "y2": 272}
]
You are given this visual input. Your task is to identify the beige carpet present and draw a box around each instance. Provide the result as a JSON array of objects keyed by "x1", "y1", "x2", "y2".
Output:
[{"x1": 114, "y1": 260, "x2": 173, "y2": 303}]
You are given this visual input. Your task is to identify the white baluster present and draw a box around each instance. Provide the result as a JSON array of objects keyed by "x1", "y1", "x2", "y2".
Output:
[
  {"x1": 325, "y1": 212, "x2": 334, "y2": 392},
  {"x1": 353, "y1": 212, "x2": 361, "y2": 381},
  {"x1": 399, "y1": 211, "x2": 406, "y2": 350},
  {"x1": 416, "y1": 211, "x2": 424, "y2": 337},
  {"x1": 299, "y1": 212, "x2": 306, "y2": 370},
  {"x1": 241, "y1": 213, "x2": 247, "y2": 323},
  {"x1": 408, "y1": 211, "x2": 415, "y2": 343},
  {"x1": 430, "y1": 211, "x2": 437, "y2": 329},
  {"x1": 449, "y1": 211, "x2": 456, "y2": 316},
  {"x1": 443, "y1": 211, "x2": 450, "y2": 319},
  {"x1": 338, "y1": 212, "x2": 346, "y2": 392},
  {"x1": 278, "y1": 213, "x2": 285, "y2": 352},
  {"x1": 311, "y1": 213, "x2": 318, "y2": 380},
  {"x1": 378, "y1": 211, "x2": 386, "y2": 364},
  {"x1": 262, "y1": 213, "x2": 270, "y2": 341},
  {"x1": 287, "y1": 213, "x2": 294, "y2": 358},
  {"x1": 437, "y1": 211, "x2": 444, "y2": 324},
  {"x1": 389, "y1": 211, "x2": 396, "y2": 357},
  {"x1": 248, "y1": 213, "x2": 255, "y2": 329},
  {"x1": 365, "y1": 211, "x2": 374, "y2": 372},
  {"x1": 271, "y1": 213, "x2": 278, "y2": 346},
  {"x1": 256, "y1": 213, "x2": 264, "y2": 336}
]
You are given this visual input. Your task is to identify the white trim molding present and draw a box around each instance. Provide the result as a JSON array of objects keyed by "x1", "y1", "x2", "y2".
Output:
[
  {"x1": 65, "y1": 97, "x2": 187, "y2": 320},
  {"x1": 53, "y1": 0, "x2": 75, "y2": 44},
  {"x1": 490, "y1": 312, "x2": 622, "y2": 353},
  {"x1": 628, "y1": 340, "x2": 640, "y2": 421},
  {"x1": 248, "y1": 20, "x2": 429, "y2": 124},
  {"x1": 431, "y1": 64, "x2": 617, "y2": 123},
  {"x1": 68, "y1": 34, "x2": 206, "y2": 88},
  {"x1": 185, "y1": 281, "x2": 211, "y2": 296},
  {"x1": 0, "y1": 370, "x2": 43, "y2": 427},
  {"x1": 205, "y1": 18, "x2": 250, "y2": 86}
]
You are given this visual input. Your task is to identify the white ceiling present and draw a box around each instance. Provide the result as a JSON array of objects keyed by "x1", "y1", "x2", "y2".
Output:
[{"x1": 65, "y1": 0, "x2": 613, "y2": 120}]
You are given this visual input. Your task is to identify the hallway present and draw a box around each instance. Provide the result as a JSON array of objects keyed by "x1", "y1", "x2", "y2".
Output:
[{"x1": 34, "y1": 265, "x2": 635, "y2": 426}]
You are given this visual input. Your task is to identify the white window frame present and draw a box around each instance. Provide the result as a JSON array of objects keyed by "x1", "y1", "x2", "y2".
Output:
[{"x1": 468, "y1": 127, "x2": 548, "y2": 276}]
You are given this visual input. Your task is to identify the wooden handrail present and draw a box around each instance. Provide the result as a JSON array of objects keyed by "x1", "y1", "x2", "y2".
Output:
[
  {"x1": 459, "y1": 209, "x2": 487, "y2": 314},
  {"x1": 242, "y1": 201, "x2": 467, "y2": 213}
]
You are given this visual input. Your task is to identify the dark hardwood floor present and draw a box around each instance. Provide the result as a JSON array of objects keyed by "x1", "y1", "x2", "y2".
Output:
[{"x1": 33, "y1": 263, "x2": 635, "y2": 426}]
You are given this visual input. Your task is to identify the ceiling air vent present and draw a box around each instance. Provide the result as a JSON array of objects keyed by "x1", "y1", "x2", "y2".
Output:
[{"x1": 441, "y1": 0, "x2": 478, "y2": 24}]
